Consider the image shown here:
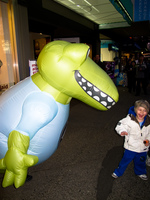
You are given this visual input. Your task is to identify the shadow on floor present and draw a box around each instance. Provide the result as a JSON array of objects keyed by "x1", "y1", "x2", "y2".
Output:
[{"x1": 96, "y1": 146, "x2": 124, "y2": 200}]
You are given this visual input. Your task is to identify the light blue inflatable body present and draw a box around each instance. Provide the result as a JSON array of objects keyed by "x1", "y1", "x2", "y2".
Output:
[{"x1": 0, "y1": 77, "x2": 69, "y2": 164}]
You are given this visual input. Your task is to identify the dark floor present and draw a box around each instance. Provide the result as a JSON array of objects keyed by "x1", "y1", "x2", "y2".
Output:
[{"x1": 1, "y1": 85, "x2": 150, "y2": 200}]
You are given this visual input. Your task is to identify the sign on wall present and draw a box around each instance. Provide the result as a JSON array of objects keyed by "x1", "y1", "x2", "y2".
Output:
[
  {"x1": 29, "y1": 60, "x2": 38, "y2": 76},
  {"x1": 134, "y1": 0, "x2": 150, "y2": 21}
]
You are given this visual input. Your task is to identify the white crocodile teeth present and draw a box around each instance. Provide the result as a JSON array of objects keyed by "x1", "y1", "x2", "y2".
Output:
[
  {"x1": 108, "y1": 97, "x2": 113, "y2": 102},
  {"x1": 93, "y1": 86, "x2": 99, "y2": 92},
  {"x1": 83, "y1": 86, "x2": 87, "y2": 90},
  {"x1": 87, "y1": 82, "x2": 92, "y2": 87},
  {"x1": 93, "y1": 96, "x2": 100, "y2": 101},
  {"x1": 107, "y1": 106, "x2": 111, "y2": 109},
  {"x1": 77, "y1": 73, "x2": 81, "y2": 77},
  {"x1": 87, "y1": 91, "x2": 92, "y2": 96},
  {"x1": 101, "y1": 101, "x2": 107, "y2": 106},
  {"x1": 75, "y1": 71, "x2": 116, "y2": 108},
  {"x1": 101, "y1": 92, "x2": 107, "y2": 97},
  {"x1": 82, "y1": 78, "x2": 86, "y2": 82}
]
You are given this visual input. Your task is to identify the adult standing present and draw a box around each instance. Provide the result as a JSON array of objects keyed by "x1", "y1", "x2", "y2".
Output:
[
  {"x1": 126, "y1": 59, "x2": 136, "y2": 93},
  {"x1": 135, "y1": 54, "x2": 147, "y2": 96},
  {"x1": 94, "y1": 55, "x2": 105, "y2": 70}
]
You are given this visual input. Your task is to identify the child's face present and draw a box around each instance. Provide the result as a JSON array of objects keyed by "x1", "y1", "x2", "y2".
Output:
[{"x1": 136, "y1": 106, "x2": 148, "y2": 122}]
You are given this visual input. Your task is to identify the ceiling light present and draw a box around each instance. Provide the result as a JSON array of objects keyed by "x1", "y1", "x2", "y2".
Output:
[
  {"x1": 116, "y1": 0, "x2": 132, "y2": 22},
  {"x1": 84, "y1": 0, "x2": 91, "y2": 6},
  {"x1": 92, "y1": 6, "x2": 99, "y2": 13},
  {"x1": 68, "y1": 0, "x2": 75, "y2": 4}
]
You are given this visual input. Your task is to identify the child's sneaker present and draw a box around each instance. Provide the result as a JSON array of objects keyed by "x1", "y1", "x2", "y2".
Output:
[
  {"x1": 112, "y1": 172, "x2": 118, "y2": 179},
  {"x1": 146, "y1": 155, "x2": 150, "y2": 166},
  {"x1": 138, "y1": 174, "x2": 148, "y2": 180}
]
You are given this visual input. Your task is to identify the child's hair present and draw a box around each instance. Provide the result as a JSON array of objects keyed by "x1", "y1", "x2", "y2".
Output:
[{"x1": 134, "y1": 100, "x2": 150, "y2": 113}]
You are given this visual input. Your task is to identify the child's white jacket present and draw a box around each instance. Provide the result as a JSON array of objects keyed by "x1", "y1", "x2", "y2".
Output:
[{"x1": 115, "y1": 114, "x2": 150, "y2": 153}]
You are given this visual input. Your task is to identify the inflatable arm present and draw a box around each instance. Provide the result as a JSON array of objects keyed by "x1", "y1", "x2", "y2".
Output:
[
  {"x1": 0, "y1": 92, "x2": 58, "y2": 188},
  {"x1": 0, "y1": 131, "x2": 38, "y2": 188}
]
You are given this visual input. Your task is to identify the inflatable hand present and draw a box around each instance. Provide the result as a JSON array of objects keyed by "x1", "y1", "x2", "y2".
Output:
[{"x1": 0, "y1": 130, "x2": 38, "y2": 188}]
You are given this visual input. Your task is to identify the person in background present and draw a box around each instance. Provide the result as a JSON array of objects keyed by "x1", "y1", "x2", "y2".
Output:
[
  {"x1": 146, "y1": 147, "x2": 150, "y2": 166},
  {"x1": 131, "y1": 60, "x2": 136, "y2": 92},
  {"x1": 94, "y1": 54, "x2": 105, "y2": 70},
  {"x1": 135, "y1": 54, "x2": 147, "y2": 96},
  {"x1": 145, "y1": 58, "x2": 150, "y2": 88},
  {"x1": 126, "y1": 59, "x2": 136, "y2": 93},
  {"x1": 112, "y1": 100, "x2": 150, "y2": 180}
]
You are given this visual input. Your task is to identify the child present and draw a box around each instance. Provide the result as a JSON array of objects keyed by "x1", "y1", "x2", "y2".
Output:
[{"x1": 112, "y1": 100, "x2": 150, "y2": 180}]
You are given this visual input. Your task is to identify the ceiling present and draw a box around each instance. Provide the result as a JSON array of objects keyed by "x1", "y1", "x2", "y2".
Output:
[
  {"x1": 52, "y1": 0, "x2": 150, "y2": 52},
  {"x1": 53, "y1": 0, "x2": 131, "y2": 28}
]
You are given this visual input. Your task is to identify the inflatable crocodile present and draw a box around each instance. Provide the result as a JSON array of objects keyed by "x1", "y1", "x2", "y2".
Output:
[{"x1": 0, "y1": 40, "x2": 119, "y2": 188}]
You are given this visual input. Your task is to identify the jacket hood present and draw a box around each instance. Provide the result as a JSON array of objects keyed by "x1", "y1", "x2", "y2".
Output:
[{"x1": 128, "y1": 106, "x2": 136, "y2": 117}]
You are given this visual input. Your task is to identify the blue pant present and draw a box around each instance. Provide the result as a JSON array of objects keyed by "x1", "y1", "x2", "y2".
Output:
[{"x1": 114, "y1": 149, "x2": 147, "y2": 177}]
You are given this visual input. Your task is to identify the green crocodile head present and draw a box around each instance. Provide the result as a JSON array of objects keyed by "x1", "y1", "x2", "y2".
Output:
[{"x1": 36, "y1": 40, "x2": 119, "y2": 111}]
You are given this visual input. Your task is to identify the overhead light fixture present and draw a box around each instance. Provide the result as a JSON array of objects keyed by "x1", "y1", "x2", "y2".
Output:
[
  {"x1": 84, "y1": 0, "x2": 91, "y2": 6},
  {"x1": 68, "y1": 0, "x2": 75, "y2": 4},
  {"x1": 92, "y1": 6, "x2": 99, "y2": 13},
  {"x1": 116, "y1": 0, "x2": 132, "y2": 22}
]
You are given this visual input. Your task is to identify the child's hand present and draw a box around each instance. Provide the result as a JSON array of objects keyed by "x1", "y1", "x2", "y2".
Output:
[
  {"x1": 120, "y1": 131, "x2": 128, "y2": 136},
  {"x1": 143, "y1": 140, "x2": 149, "y2": 146}
]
